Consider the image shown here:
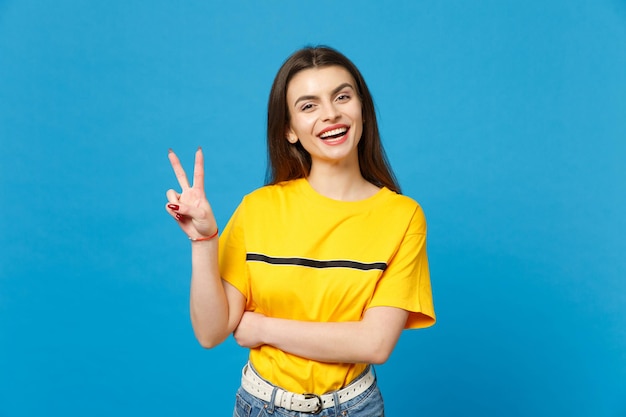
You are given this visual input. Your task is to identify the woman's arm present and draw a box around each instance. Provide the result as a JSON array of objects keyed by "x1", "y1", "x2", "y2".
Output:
[
  {"x1": 165, "y1": 148, "x2": 245, "y2": 348},
  {"x1": 233, "y1": 307, "x2": 408, "y2": 364},
  {"x1": 187, "y1": 239, "x2": 245, "y2": 348}
]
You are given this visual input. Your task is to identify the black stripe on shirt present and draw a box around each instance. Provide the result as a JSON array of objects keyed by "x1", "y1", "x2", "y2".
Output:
[{"x1": 246, "y1": 253, "x2": 387, "y2": 271}]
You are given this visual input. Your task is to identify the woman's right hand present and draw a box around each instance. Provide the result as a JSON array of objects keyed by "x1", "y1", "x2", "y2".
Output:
[{"x1": 165, "y1": 148, "x2": 218, "y2": 240}]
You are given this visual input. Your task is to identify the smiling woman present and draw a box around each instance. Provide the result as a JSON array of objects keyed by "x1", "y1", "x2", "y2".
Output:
[
  {"x1": 285, "y1": 66, "x2": 369, "y2": 198},
  {"x1": 165, "y1": 46, "x2": 435, "y2": 417}
]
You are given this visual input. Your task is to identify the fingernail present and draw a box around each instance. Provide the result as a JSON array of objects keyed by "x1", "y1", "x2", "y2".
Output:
[
  {"x1": 197, "y1": 146, "x2": 202, "y2": 151},
  {"x1": 176, "y1": 213, "x2": 183, "y2": 221},
  {"x1": 168, "y1": 148, "x2": 173, "y2": 153},
  {"x1": 168, "y1": 204, "x2": 179, "y2": 210}
]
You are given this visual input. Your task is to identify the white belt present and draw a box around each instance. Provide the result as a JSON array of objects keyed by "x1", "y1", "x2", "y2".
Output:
[{"x1": 241, "y1": 363, "x2": 376, "y2": 414}]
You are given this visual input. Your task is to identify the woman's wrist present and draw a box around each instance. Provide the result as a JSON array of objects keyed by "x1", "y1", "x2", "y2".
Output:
[{"x1": 189, "y1": 228, "x2": 219, "y2": 242}]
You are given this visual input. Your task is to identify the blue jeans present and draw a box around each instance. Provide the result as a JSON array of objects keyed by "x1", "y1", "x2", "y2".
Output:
[{"x1": 232, "y1": 369, "x2": 385, "y2": 417}]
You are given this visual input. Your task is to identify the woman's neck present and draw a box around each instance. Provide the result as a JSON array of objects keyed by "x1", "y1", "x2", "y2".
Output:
[{"x1": 307, "y1": 163, "x2": 380, "y2": 202}]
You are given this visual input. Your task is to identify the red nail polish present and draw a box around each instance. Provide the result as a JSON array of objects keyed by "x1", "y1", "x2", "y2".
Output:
[
  {"x1": 168, "y1": 204, "x2": 179, "y2": 210},
  {"x1": 176, "y1": 214, "x2": 183, "y2": 221}
]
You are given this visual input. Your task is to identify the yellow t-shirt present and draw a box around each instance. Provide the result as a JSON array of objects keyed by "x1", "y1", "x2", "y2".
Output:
[{"x1": 219, "y1": 178, "x2": 435, "y2": 394}]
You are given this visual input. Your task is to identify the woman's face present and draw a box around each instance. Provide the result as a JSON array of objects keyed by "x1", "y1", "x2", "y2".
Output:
[{"x1": 285, "y1": 65, "x2": 363, "y2": 170}]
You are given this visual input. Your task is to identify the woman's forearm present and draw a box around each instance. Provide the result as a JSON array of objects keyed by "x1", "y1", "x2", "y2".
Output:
[
  {"x1": 264, "y1": 319, "x2": 388, "y2": 364},
  {"x1": 236, "y1": 307, "x2": 408, "y2": 364},
  {"x1": 189, "y1": 239, "x2": 240, "y2": 348}
]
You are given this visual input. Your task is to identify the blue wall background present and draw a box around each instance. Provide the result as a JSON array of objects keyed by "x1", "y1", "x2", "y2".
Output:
[{"x1": 1, "y1": 1, "x2": 624, "y2": 416}]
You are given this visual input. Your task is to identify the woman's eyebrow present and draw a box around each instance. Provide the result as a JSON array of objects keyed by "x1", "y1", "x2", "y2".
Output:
[
  {"x1": 331, "y1": 82, "x2": 355, "y2": 96},
  {"x1": 293, "y1": 83, "x2": 356, "y2": 108}
]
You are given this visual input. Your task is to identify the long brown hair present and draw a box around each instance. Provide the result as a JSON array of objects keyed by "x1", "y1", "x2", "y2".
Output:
[{"x1": 266, "y1": 46, "x2": 401, "y2": 194}]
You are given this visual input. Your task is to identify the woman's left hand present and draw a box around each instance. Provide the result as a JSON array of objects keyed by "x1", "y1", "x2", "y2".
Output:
[{"x1": 233, "y1": 311, "x2": 266, "y2": 348}]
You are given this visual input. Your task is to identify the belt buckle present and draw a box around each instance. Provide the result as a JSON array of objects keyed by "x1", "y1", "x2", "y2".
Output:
[{"x1": 302, "y1": 393, "x2": 322, "y2": 414}]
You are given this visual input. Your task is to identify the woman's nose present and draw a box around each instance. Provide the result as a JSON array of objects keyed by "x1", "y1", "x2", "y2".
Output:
[{"x1": 321, "y1": 102, "x2": 341, "y2": 121}]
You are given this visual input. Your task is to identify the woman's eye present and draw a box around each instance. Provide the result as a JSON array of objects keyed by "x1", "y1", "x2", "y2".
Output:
[
  {"x1": 301, "y1": 103, "x2": 314, "y2": 111},
  {"x1": 336, "y1": 94, "x2": 351, "y2": 101}
]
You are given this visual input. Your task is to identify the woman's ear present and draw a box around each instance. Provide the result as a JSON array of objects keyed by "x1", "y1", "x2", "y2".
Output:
[{"x1": 285, "y1": 128, "x2": 298, "y2": 144}]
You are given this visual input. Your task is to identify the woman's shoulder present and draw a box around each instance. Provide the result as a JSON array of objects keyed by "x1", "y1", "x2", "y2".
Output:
[
  {"x1": 242, "y1": 179, "x2": 301, "y2": 203},
  {"x1": 380, "y1": 188, "x2": 423, "y2": 211},
  {"x1": 378, "y1": 189, "x2": 427, "y2": 230}
]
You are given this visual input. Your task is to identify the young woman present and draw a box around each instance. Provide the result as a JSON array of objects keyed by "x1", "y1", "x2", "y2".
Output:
[{"x1": 165, "y1": 46, "x2": 435, "y2": 416}]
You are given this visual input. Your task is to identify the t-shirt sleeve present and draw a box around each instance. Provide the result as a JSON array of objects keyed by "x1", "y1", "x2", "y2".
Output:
[
  {"x1": 218, "y1": 200, "x2": 251, "y2": 302},
  {"x1": 367, "y1": 205, "x2": 436, "y2": 329}
]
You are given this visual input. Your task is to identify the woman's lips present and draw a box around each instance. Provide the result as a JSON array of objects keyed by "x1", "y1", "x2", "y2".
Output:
[
  {"x1": 319, "y1": 127, "x2": 349, "y2": 145},
  {"x1": 319, "y1": 124, "x2": 349, "y2": 141}
]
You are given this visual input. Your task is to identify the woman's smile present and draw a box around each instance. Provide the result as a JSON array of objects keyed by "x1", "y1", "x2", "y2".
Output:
[{"x1": 318, "y1": 124, "x2": 350, "y2": 144}]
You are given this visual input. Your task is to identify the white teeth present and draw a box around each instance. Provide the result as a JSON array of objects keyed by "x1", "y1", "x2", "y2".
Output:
[{"x1": 320, "y1": 127, "x2": 348, "y2": 139}]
